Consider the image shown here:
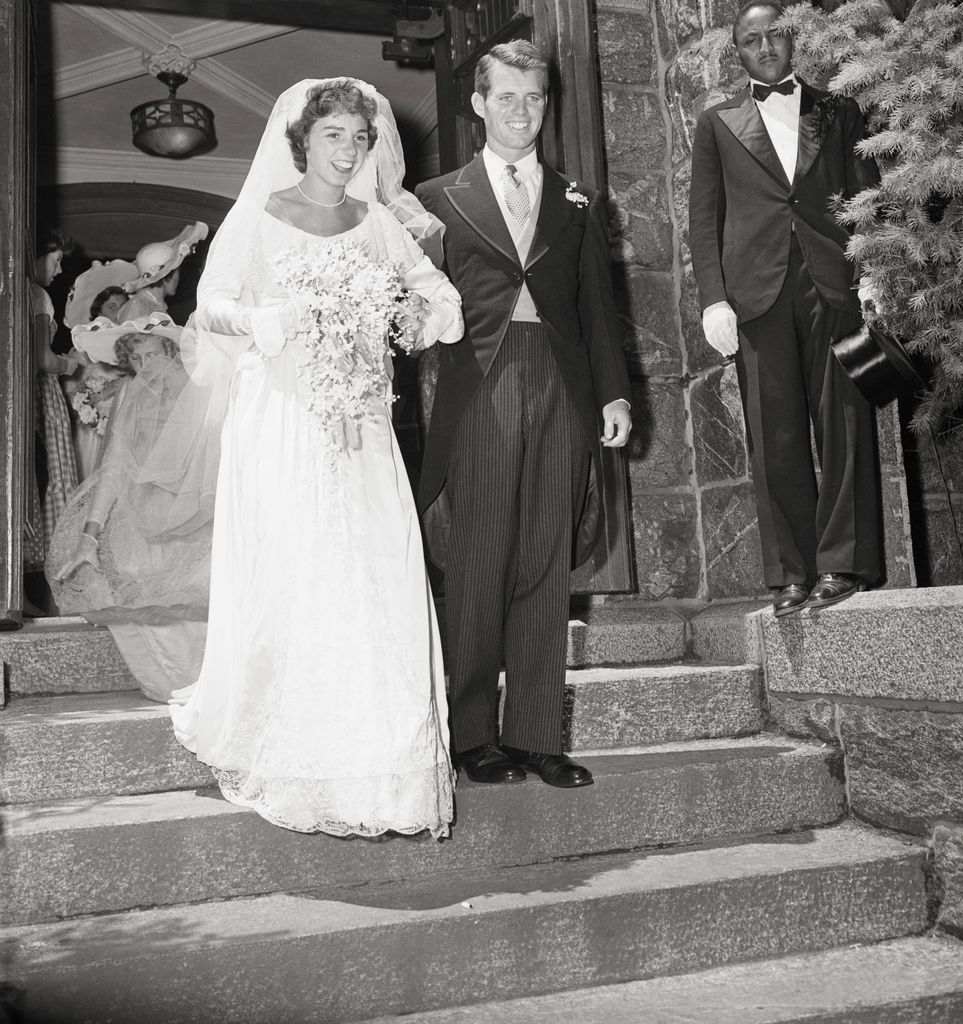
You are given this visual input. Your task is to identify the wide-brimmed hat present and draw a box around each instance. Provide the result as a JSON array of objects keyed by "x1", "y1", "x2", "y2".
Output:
[
  {"x1": 124, "y1": 222, "x2": 208, "y2": 293},
  {"x1": 71, "y1": 313, "x2": 183, "y2": 365},
  {"x1": 64, "y1": 259, "x2": 139, "y2": 328}
]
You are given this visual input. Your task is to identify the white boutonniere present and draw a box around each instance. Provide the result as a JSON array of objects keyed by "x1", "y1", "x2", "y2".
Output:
[{"x1": 565, "y1": 182, "x2": 589, "y2": 207}]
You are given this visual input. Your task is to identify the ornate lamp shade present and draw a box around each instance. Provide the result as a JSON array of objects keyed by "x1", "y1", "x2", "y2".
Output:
[{"x1": 131, "y1": 71, "x2": 216, "y2": 159}]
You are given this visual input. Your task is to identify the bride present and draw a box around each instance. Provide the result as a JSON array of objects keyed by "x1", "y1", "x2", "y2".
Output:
[{"x1": 169, "y1": 78, "x2": 463, "y2": 838}]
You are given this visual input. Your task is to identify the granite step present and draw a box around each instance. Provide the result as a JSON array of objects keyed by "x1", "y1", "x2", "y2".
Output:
[
  {"x1": 760, "y1": 584, "x2": 963, "y2": 702},
  {"x1": 1, "y1": 664, "x2": 762, "y2": 803},
  {"x1": 3, "y1": 825, "x2": 928, "y2": 1024},
  {"x1": 0, "y1": 618, "x2": 136, "y2": 695},
  {"x1": 1, "y1": 605, "x2": 688, "y2": 696},
  {"x1": 360, "y1": 934, "x2": 963, "y2": 1024},
  {"x1": 689, "y1": 599, "x2": 768, "y2": 665},
  {"x1": 2, "y1": 736, "x2": 844, "y2": 925}
]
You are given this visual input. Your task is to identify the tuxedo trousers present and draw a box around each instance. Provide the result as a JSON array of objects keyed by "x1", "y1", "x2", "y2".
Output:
[
  {"x1": 735, "y1": 234, "x2": 882, "y2": 588},
  {"x1": 444, "y1": 322, "x2": 589, "y2": 754}
]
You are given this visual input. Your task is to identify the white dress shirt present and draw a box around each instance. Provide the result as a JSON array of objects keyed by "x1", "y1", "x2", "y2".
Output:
[
  {"x1": 750, "y1": 73, "x2": 801, "y2": 184},
  {"x1": 482, "y1": 145, "x2": 542, "y2": 231},
  {"x1": 482, "y1": 145, "x2": 542, "y2": 322},
  {"x1": 702, "y1": 74, "x2": 803, "y2": 351}
]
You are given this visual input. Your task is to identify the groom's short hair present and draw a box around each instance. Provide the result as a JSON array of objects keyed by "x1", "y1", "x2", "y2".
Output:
[
  {"x1": 732, "y1": 0, "x2": 785, "y2": 44},
  {"x1": 475, "y1": 40, "x2": 549, "y2": 98}
]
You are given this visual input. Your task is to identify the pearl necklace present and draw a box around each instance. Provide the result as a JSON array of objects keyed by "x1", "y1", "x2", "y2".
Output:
[{"x1": 297, "y1": 182, "x2": 346, "y2": 208}]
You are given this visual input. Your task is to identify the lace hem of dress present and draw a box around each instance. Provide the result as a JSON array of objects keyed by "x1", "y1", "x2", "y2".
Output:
[{"x1": 210, "y1": 763, "x2": 455, "y2": 840}]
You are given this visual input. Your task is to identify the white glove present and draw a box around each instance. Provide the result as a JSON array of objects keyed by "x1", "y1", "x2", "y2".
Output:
[
  {"x1": 702, "y1": 301, "x2": 739, "y2": 357},
  {"x1": 53, "y1": 532, "x2": 101, "y2": 582},
  {"x1": 857, "y1": 276, "x2": 879, "y2": 315},
  {"x1": 280, "y1": 295, "x2": 316, "y2": 339}
]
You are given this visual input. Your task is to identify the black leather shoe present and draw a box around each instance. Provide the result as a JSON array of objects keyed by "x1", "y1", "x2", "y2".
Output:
[
  {"x1": 807, "y1": 572, "x2": 863, "y2": 610},
  {"x1": 457, "y1": 743, "x2": 527, "y2": 784},
  {"x1": 773, "y1": 584, "x2": 810, "y2": 618},
  {"x1": 502, "y1": 746, "x2": 594, "y2": 788}
]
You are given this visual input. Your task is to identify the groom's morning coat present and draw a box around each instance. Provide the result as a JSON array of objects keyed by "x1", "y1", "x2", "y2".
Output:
[{"x1": 416, "y1": 153, "x2": 631, "y2": 567}]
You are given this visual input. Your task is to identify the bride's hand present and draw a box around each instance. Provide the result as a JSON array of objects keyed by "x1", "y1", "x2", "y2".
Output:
[
  {"x1": 54, "y1": 534, "x2": 101, "y2": 582},
  {"x1": 395, "y1": 294, "x2": 429, "y2": 349},
  {"x1": 280, "y1": 296, "x2": 314, "y2": 340}
]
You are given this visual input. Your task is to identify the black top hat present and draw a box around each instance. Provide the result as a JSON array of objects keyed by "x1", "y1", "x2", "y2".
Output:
[{"x1": 831, "y1": 324, "x2": 930, "y2": 406}]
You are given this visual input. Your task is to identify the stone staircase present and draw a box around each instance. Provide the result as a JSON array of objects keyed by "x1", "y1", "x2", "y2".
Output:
[{"x1": 1, "y1": 600, "x2": 961, "y2": 1024}]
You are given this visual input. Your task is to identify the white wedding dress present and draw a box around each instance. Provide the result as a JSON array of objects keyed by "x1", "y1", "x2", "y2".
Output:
[{"x1": 170, "y1": 204, "x2": 460, "y2": 838}]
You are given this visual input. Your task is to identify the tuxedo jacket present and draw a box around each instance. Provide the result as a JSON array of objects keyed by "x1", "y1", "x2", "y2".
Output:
[
  {"x1": 415, "y1": 153, "x2": 630, "y2": 567},
  {"x1": 688, "y1": 80, "x2": 880, "y2": 323}
]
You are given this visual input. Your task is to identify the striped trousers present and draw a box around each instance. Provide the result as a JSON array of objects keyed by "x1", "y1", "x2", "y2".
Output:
[{"x1": 445, "y1": 322, "x2": 589, "y2": 754}]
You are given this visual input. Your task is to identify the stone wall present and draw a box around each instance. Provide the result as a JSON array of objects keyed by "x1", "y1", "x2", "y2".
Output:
[
  {"x1": 759, "y1": 586, "x2": 963, "y2": 937},
  {"x1": 594, "y1": 0, "x2": 917, "y2": 600},
  {"x1": 901, "y1": 400, "x2": 963, "y2": 587}
]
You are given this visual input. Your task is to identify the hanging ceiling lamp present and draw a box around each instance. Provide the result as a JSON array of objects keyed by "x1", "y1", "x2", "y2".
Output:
[{"x1": 130, "y1": 47, "x2": 216, "y2": 160}]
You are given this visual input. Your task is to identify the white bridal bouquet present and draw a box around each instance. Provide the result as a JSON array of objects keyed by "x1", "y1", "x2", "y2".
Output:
[{"x1": 272, "y1": 239, "x2": 414, "y2": 449}]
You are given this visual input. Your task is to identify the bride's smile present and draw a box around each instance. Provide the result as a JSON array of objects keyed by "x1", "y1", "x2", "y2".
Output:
[{"x1": 301, "y1": 112, "x2": 369, "y2": 198}]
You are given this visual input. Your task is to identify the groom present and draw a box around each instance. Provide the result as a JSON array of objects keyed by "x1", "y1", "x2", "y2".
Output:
[{"x1": 417, "y1": 40, "x2": 632, "y2": 788}]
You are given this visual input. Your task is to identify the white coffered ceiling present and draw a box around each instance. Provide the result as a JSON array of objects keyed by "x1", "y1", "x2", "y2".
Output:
[{"x1": 41, "y1": 2, "x2": 439, "y2": 197}]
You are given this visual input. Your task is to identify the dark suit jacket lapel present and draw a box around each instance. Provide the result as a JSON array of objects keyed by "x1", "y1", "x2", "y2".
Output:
[
  {"x1": 443, "y1": 153, "x2": 519, "y2": 267},
  {"x1": 525, "y1": 167, "x2": 573, "y2": 270},
  {"x1": 717, "y1": 89, "x2": 791, "y2": 188},
  {"x1": 793, "y1": 82, "x2": 827, "y2": 187}
]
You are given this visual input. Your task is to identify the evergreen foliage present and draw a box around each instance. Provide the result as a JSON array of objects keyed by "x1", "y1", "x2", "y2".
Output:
[{"x1": 782, "y1": 0, "x2": 963, "y2": 433}]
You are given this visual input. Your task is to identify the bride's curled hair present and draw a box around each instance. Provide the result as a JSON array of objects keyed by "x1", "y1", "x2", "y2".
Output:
[{"x1": 285, "y1": 80, "x2": 379, "y2": 173}]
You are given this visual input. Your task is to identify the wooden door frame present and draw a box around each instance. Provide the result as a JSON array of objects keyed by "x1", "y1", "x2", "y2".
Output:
[
  {"x1": 1, "y1": 0, "x2": 31, "y2": 626},
  {"x1": 533, "y1": 0, "x2": 606, "y2": 189}
]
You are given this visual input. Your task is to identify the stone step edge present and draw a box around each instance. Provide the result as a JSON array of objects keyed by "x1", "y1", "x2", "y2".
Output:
[
  {"x1": 0, "y1": 675, "x2": 767, "y2": 805},
  {"x1": 4, "y1": 736, "x2": 835, "y2": 832},
  {"x1": 357, "y1": 933, "x2": 963, "y2": 1024},
  {"x1": 3, "y1": 737, "x2": 847, "y2": 928},
  {"x1": 4, "y1": 824, "x2": 924, "y2": 952},
  {"x1": 0, "y1": 662, "x2": 763, "y2": 713},
  {"x1": 0, "y1": 662, "x2": 763, "y2": 722},
  {"x1": 5, "y1": 826, "x2": 927, "y2": 1024},
  {"x1": 1, "y1": 610, "x2": 693, "y2": 697}
]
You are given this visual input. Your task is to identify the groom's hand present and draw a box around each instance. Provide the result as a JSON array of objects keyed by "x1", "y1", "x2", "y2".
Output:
[{"x1": 601, "y1": 399, "x2": 632, "y2": 448}]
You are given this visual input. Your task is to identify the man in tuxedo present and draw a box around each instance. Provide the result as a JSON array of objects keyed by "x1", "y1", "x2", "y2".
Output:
[
  {"x1": 688, "y1": 1, "x2": 882, "y2": 617},
  {"x1": 416, "y1": 40, "x2": 631, "y2": 787}
]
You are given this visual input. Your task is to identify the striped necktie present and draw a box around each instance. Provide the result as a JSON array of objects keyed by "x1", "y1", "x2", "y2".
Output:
[{"x1": 503, "y1": 164, "x2": 531, "y2": 224}]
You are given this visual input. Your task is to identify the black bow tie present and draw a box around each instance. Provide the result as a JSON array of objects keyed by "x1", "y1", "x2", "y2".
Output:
[{"x1": 752, "y1": 79, "x2": 796, "y2": 102}]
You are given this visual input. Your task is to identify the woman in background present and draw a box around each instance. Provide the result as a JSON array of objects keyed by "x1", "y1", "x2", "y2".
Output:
[
  {"x1": 89, "y1": 286, "x2": 128, "y2": 322},
  {"x1": 121, "y1": 223, "x2": 207, "y2": 323},
  {"x1": 30, "y1": 227, "x2": 79, "y2": 577},
  {"x1": 64, "y1": 261, "x2": 137, "y2": 480},
  {"x1": 50, "y1": 313, "x2": 212, "y2": 702}
]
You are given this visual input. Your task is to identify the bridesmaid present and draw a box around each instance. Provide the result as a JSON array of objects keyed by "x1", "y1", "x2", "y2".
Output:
[
  {"x1": 31, "y1": 227, "x2": 80, "y2": 558},
  {"x1": 120, "y1": 223, "x2": 208, "y2": 323},
  {"x1": 64, "y1": 260, "x2": 137, "y2": 481}
]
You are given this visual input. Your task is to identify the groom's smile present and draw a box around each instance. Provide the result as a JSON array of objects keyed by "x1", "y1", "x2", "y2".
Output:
[{"x1": 471, "y1": 63, "x2": 547, "y2": 162}]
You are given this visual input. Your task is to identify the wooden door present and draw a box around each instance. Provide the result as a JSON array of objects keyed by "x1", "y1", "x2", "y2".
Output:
[{"x1": 432, "y1": 0, "x2": 635, "y2": 593}]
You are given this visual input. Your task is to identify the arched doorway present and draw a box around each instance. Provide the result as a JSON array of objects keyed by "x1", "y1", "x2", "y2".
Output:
[{"x1": 40, "y1": 182, "x2": 233, "y2": 346}]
